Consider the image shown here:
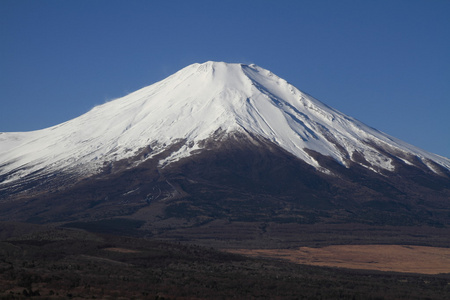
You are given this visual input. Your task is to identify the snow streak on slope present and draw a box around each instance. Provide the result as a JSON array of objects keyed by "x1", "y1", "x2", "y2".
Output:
[{"x1": 1, "y1": 61, "x2": 449, "y2": 186}]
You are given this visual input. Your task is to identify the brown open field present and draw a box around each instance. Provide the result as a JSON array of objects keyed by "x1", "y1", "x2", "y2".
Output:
[{"x1": 227, "y1": 245, "x2": 450, "y2": 274}]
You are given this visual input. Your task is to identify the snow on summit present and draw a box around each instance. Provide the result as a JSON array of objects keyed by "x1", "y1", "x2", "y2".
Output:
[{"x1": 1, "y1": 61, "x2": 449, "y2": 185}]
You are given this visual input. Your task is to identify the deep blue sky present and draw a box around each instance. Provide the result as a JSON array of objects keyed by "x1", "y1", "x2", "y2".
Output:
[{"x1": 1, "y1": 0, "x2": 449, "y2": 158}]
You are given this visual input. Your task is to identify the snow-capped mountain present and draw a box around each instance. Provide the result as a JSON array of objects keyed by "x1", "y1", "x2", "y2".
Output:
[
  {"x1": 1, "y1": 62, "x2": 450, "y2": 231},
  {"x1": 1, "y1": 61, "x2": 449, "y2": 190}
]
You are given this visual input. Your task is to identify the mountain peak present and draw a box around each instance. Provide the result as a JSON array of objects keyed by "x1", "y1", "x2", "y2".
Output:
[
  {"x1": 194, "y1": 60, "x2": 244, "y2": 70},
  {"x1": 195, "y1": 60, "x2": 234, "y2": 70},
  {"x1": 172, "y1": 61, "x2": 253, "y2": 92}
]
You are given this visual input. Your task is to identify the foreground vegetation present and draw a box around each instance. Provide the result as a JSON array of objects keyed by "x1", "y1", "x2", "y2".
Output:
[{"x1": 0, "y1": 223, "x2": 449, "y2": 299}]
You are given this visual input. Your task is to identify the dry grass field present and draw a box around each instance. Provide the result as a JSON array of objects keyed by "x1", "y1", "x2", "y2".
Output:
[{"x1": 228, "y1": 244, "x2": 450, "y2": 274}]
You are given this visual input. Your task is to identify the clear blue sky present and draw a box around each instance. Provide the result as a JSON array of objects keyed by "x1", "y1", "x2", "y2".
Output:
[{"x1": 1, "y1": 0, "x2": 449, "y2": 158}]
